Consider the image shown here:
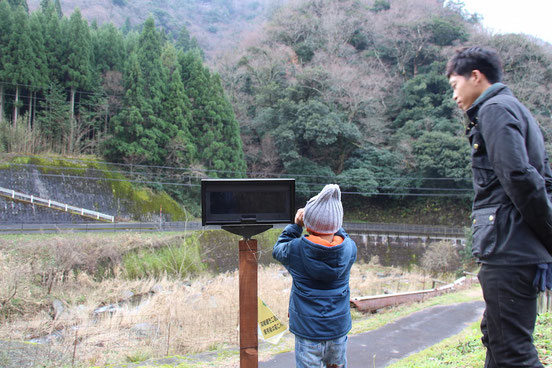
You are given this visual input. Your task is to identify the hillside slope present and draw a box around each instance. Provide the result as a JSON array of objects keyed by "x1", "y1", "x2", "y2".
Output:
[
  {"x1": 27, "y1": 0, "x2": 288, "y2": 58},
  {"x1": 213, "y1": 0, "x2": 552, "y2": 202}
]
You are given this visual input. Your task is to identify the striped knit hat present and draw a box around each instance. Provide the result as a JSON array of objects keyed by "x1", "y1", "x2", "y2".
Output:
[{"x1": 303, "y1": 184, "x2": 343, "y2": 235}]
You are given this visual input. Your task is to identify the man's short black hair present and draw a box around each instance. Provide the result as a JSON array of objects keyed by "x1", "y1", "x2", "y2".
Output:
[{"x1": 446, "y1": 46, "x2": 503, "y2": 83}]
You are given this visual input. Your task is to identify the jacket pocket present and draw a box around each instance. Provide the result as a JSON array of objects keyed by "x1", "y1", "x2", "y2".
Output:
[
  {"x1": 471, "y1": 152, "x2": 496, "y2": 187},
  {"x1": 470, "y1": 131, "x2": 496, "y2": 187},
  {"x1": 471, "y1": 206, "x2": 498, "y2": 259}
]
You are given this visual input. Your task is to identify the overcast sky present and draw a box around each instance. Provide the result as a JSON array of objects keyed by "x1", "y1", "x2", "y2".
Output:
[{"x1": 456, "y1": 0, "x2": 552, "y2": 44}]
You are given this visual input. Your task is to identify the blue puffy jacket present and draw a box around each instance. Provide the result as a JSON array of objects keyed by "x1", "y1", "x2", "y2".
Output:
[{"x1": 273, "y1": 224, "x2": 357, "y2": 340}]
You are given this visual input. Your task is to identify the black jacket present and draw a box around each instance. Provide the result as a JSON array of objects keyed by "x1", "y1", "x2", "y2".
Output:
[{"x1": 466, "y1": 83, "x2": 552, "y2": 265}]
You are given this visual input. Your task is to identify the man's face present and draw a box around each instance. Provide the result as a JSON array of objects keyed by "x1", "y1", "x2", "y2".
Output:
[{"x1": 448, "y1": 73, "x2": 481, "y2": 111}]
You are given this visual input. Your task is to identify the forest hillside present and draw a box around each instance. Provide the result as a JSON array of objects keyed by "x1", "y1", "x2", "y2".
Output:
[
  {"x1": 2, "y1": 0, "x2": 552, "y2": 224},
  {"x1": 26, "y1": 0, "x2": 288, "y2": 58},
  {"x1": 213, "y1": 0, "x2": 552, "y2": 205}
]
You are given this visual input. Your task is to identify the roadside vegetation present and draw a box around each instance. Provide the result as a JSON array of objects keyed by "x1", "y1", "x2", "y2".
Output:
[
  {"x1": 388, "y1": 312, "x2": 552, "y2": 367},
  {"x1": 0, "y1": 230, "x2": 469, "y2": 367},
  {"x1": 3, "y1": 230, "x2": 548, "y2": 368}
]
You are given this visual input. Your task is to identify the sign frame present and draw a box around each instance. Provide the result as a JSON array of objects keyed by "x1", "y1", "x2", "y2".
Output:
[{"x1": 201, "y1": 178, "x2": 295, "y2": 227}]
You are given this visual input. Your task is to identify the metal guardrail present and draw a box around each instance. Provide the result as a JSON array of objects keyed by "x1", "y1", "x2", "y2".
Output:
[
  {"x1": 0, "y1": 219, "x2": 464, "y2": 236},
  {"x1": 0, "y1": 221, "x2": 281, "y2": 233},
  {"x1": 351, "y1": 276, "x2": 477, "y2": 313},
  {"x1": 345, "y1": 222, "x2": 465, "y2": 237},
  {"x1": 0, "y1": 187, "x2": 114, "y2": 222},
  {"x1": 0, "y1": 222, "x2": 167, "y2": 233}
]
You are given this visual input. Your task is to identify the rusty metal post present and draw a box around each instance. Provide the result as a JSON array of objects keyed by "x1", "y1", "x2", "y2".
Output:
[{"x1": 239, "y1": 238, "x2": 258, "y2": 368}]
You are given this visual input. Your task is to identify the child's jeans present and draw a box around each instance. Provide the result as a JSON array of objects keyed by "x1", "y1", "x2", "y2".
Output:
[{"x1": 294, "y1": 334, "x2": 348, "y2": 368}]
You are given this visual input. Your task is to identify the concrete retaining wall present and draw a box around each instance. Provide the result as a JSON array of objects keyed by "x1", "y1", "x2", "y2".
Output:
[{"x1": 0, "y1": 166, "x2": 150, "y2": 223}]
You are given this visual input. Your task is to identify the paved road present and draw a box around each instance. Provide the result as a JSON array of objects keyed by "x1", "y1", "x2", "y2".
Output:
[{"x1": 260, "y1": 300, "x2": 485, "y2": 368}]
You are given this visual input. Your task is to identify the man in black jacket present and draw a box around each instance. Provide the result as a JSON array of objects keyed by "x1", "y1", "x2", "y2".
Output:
[{"x1": 447, "y1": 47, "x2": 552, "y2": 367}]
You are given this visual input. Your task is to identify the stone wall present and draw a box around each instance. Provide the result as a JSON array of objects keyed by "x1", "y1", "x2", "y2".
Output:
[{"x1": 0, "y1": 166, "x2": 151, "y2": 223}]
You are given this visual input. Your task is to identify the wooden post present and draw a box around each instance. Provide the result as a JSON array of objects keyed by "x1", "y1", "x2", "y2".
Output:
[{"x1": 239, "y1": 238, "x2": 258, "y2": 368}]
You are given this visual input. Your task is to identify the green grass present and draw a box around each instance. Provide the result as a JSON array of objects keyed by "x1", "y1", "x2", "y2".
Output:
[
  {"x1": 125, "y1": 351, "x2": 152, "y2": 363},
  {"x1": 388, "y1": 312, "x2": 552, "y2": 367},
  {"x1": 122, "y1": 234, "x2": 206, "y2": 279}
]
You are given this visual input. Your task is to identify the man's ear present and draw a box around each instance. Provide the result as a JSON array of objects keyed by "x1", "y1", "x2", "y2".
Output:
[{"x1": 471, "y1": 70, "x2": 488, "y2": 85}]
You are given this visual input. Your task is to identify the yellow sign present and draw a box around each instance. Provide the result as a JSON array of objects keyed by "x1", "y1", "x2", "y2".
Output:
[{"x1": 258, "y1": 297, "x2": 287, "y2": 343}]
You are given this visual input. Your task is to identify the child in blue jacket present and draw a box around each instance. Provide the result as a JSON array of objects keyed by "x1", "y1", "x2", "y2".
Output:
[{"x1": 273, "y1": 184, "x2": 357, "y2": 368}]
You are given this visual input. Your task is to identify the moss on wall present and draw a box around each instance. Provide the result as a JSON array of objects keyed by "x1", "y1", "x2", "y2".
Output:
[{"x1": 1, "y1": 154, "x2": 190, "y2": 221}]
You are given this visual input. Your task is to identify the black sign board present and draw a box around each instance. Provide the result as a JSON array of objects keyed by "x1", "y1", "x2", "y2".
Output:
[{"x1": 201, "y1": 179, "x2": 295, "y2": 226}]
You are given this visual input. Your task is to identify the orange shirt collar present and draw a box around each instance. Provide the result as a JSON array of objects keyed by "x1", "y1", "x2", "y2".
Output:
[{"x1": 307, "y1": 234, "x2": 344, "y2": 247}]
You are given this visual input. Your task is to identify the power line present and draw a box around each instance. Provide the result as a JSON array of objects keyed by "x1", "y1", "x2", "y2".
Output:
[
  {"x1": 18, "y1": 172, "x2": 473, "y2": 198},
  {"x1": 3, "y1": 90, "x2": 111, "y2": 103},
  {"x1": 0, "y1": 87, "x2": 124, "y2": 116},
  {"x1": 1, "y1": 91, "x2": 123, "y2": 111},
  {"x1": 2, "y1": 163, "x2": 474, "y2": 198},
  {"x1": 0, "y1": 80, "x2": 126, "y2": 99},
  {"x1": 58, "y1": 158, "x2": 474, "y2": 182},
  {"x1": 35, "y1": 173, "x2": 200, "y2": 187},
  {"x1": 5, "y1": 161, "x2": 474, "y2": 185}
]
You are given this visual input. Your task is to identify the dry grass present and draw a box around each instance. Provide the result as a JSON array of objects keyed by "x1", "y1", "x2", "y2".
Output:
[{"x1": 0, "y1": 233, "x2": 453, "y2": 367}]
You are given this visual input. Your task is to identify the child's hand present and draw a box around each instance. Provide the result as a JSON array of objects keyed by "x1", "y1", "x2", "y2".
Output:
[{"x1": 295, "y1": 208, "x2": 305, "y2": 227}]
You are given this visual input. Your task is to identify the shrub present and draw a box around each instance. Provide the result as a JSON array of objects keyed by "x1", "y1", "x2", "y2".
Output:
[
  {"x1": 460, "y1": 227, "x2": 477, "y2": 270},
  {"x1": 421, "y1": 240, "x2": 461, "y2": 276}
]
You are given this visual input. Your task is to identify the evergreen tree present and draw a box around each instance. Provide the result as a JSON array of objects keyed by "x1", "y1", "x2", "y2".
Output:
[
  {"x1": 40, "y1": 1, "x2": 63, "y2": 84},
  {"x1": 5, "y1": 5, "x2": 36, "y2": 127},
  {"x1": 54, "y1": 0, "x2": 62, "y2": 17},
  {"x1": 391, "y1": 62, "x2": 457, "y2": 135},
  {"x1": 36, "y1": 82, "x2": 70, "y2": 151},
  {"x1": 164, "y1": 64, "x2": 195, "y2": 167},
  {"x1": 133, "y1": 17, "x2": 170, "y2": 163},
  {"x1": 176, "y1": 26, "x2": 202, "y2": 56},
  {"x1": 137, "y1": 17, "x2": 166, "y2": 118},
  {"x1": 93, "y1": 23, "x2": 125, "y2": 73},
  {"x1": 105, "y1": 53, "x2": 151, "y2": 164},
  {"x1": 7, "y1": 0, "x2": 28, "y2": 12},
  {"x1": 338, "y1": 145, "x2": 413, "y2": 197},
  {"x1": 413, "y1": 131, "x2": 470, "y2": 181},
  {"x1": 124, "y1": 30, "x2": 139, "y2": 55},
  {"x1": 28, "y1": 13, "x2": 50, "y2": 128},
  {"x1": 106, "y1": 18, "x2": 170, "y2": 165},
  {"x1": 161, "y1": 42, "x2": 179, "y2": 75},
  {"x1": 0, "y1": 1, "x2": 13, "y2": 124},
  {"x1": 180, "y1": 51, "x2": 246, "y2": 176},
  {"x1": 39, "y1": 0, "x2": 51, "y2": 12},
  {"x1": 122, "y1": 17, "x2": 131, "y2": 35},
  {"x1": 61, "y1": 8, "x2": 92, "y2": 152}
]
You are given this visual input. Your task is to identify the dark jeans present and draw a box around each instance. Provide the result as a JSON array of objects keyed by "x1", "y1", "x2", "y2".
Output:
[{"x1": 478, "y1": 264, "x2": 544, "y2": 368}]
